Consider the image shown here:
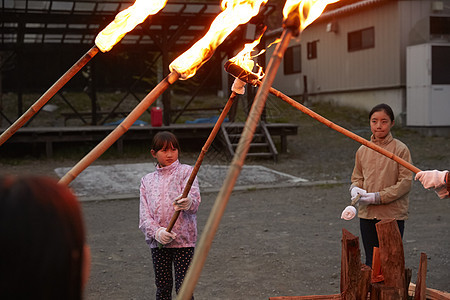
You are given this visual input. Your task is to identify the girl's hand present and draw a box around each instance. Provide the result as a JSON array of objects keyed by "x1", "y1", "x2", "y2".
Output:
[
  {"x1": 350, "y1": 186, "x2": 367, "y2": 201},
  {"x1": 173, "y1": 196, "x2": 193, "y2": 211},
  {"x1": 359, "y1": 192, "x2": 381, "y2": 205},
  {"x1": 341, "y1": 206, "x2": 357, "y2": 220},
  {"x1": 155, "y1": 227, "x2": 177, "y2": 245}
]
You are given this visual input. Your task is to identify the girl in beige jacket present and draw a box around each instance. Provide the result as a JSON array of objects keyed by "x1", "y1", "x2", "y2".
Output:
[{"x1": 350, "y1": 103, "x2": 413, "y2": 267}]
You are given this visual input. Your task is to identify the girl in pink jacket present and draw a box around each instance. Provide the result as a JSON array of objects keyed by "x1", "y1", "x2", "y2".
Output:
[{"x1": 139, "y1": 131, "x2": 201, "y2": 300}]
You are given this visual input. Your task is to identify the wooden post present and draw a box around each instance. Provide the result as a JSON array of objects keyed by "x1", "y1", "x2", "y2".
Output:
[
  {"x1": 341, "y1": 229, "x2": 360, "y2": 299},
  {"x1": 414, "y1": 253, "x2": 427, "y2": 300},
  {"x1": 358, "y1": 265, "x2": 371, "y2": 300},
  {"x1": 341, "y1": 229, "x2": 371, "y2": 300},
  {"x1": 371, "y1": 283, "x2": 402, "y2": 300},
  {"x1": 376, "y1": 219, "x2": 408, "y2": 300}
]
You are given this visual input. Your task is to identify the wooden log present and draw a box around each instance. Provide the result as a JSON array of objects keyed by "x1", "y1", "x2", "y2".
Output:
[
  {"x1": 414, "y1": 253, "x2": 428, "y2": 300},
  {"x1": 341, "y1": 229, "x2": 361, "y2": 299},
  {"x1": 268, "y1": 295, "x2": 341, "y2": 300},
  {"x1": 376, "y1": 219, "x2": 407, "y2": 299},
  {"x1": 371, "y1": 283, "x2": 402, "y2": 300},
  {"x1": 409, "y1": 283, "x2": 450, "y2": 300},
  {"x1": 358, "y1": 265, "x2": 371, "y2": 300}
]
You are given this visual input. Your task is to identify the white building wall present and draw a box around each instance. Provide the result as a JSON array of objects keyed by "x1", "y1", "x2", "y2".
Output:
[{"x1": 266, "y1": 0, "x2": 450, "y2": 115}]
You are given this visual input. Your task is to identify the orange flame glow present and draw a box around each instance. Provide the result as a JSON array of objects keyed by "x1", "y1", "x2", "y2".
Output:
[
  {"x1": 283, "y1": 0, "x2": 339, "y2": 33},
  {"x1": 170, "y1": 0, "x2": 268, "y2": 80},
  {"x1": 95, "y1": 0, "x2": 167, "y2": 52},
  {"x1": 229, "y1": 31, "x2": 266, "y2": 80}
]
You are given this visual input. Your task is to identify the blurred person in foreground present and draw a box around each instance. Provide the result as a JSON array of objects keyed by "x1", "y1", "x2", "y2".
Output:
[
  {"x1": 0, "y1": 175, "x2": 90, "y2": 300},
  {"x1": 415, "y1": 170, "x2": 449, "y2": 199}
]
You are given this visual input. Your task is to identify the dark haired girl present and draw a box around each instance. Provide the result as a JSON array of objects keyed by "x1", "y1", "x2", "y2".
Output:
[
  {"x1": 139, "y1": 131, "x2": 201, "y2": 299},
  {"x1": 349, "y1": 103, "x2": 413, "y2": 267}
]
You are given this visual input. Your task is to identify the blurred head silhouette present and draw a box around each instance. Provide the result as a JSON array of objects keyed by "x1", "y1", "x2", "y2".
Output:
[{"x1": 0, "y1": 175, "x2": 90, "y2": 299}]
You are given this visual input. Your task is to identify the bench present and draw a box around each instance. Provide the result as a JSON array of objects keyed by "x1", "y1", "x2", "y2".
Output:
[{"x1": 1, "y1": 123, "x2": 298, "y2": 158}]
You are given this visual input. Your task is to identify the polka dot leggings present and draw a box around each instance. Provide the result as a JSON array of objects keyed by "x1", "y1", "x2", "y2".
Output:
[{"x1": 151, "y1": 247, "x2": 194, "y2": 300}]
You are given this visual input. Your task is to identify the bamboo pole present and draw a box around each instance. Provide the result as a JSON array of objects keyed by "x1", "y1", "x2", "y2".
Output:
[
  {"x1": 224, "y1": 62, "x2": 422, "y2": 174},
  {"x1": 0, "y1": 46, "x2": 99, "y2": 146},
  {"x1": 166, "y1": 91, "x2": 238, "y2": 232},
  {"x1": 58, "y1": 71, "x2": 180, "y2": 186},
  {"x1": 176, "y1": 27, "x2": 295, "y2": 300}
]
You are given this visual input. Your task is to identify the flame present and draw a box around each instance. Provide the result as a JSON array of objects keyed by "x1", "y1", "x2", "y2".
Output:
[
  {"x1": 229, "y1": 30, "x2": 266, "y2": 80},
  {"x1": 283, "y1": 0, "x2": 339, "y2": 32},
  {"x1": 95, "y1": 0, "x2": 167, "y2": 52},
  {"x1": 170, "y1": 0, "x2": 268, "y2": 80}
]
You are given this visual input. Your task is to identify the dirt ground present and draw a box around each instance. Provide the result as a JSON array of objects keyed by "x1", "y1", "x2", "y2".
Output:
[{"x1": 1, "y1": 103, "x2": 449, "y2": 299}]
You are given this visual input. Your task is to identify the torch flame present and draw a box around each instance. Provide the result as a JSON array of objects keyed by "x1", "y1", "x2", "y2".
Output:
[
  {"x1": 170, "y1": 0, "x2": 268, "y2": 80},
  {"x1": 95, "y1": 0, "x2": 167, "y2": 52},
  {"x1": 229, "y1": 30, "x2": 266, "y2": 80},
  {"x1": 283, "y1": 0, "x2": 339, "y2": 33}
]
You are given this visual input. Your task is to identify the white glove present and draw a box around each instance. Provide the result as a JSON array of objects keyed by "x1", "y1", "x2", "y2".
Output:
[
  {"x1": 359, "y1": 192, "x2": 380, "y2": 205},
  {"x1": 155, "y1": 227, "x2": 177, "y2": 245},
  {"x1": 415, "y1": 170, "x2": 448, "y2": 189},
  {"x1": 350, "y1": 186, "x2": 367, "y2": 201},
  {"x1": 341, "y1": 206, "x2": 357, "y2": 220},
  {"x1": 173, "y1": 195, "x2": 193, "y2": 211},
  {"x1": 231, "y1": 78, "x2": 246, "y2": 95}
]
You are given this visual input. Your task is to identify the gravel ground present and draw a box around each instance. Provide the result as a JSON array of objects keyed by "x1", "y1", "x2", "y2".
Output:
[{"x1": 1, "y1": 102, "x2": 449, "y2": 299}]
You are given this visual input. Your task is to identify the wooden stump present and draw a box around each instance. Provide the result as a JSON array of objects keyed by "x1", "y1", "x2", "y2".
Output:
[
  {"x1": 414, "y1": 253, "x2": 427, "y2": 300},
  {"x1": 375, "y1": 219, "x2": 407, "y2": 299},
  {"x1": 341, "y1": 228, "x2": 370, "y2": 300}
]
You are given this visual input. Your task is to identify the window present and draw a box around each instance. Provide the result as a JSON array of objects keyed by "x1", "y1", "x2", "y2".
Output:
[
  {"x1": 430, "y1": 16, "x2": 450, "y2": 35},
  {"x1": 284, "y1": 45, "x2": 301, "y2": 74},
  {"x1": 432, "y1": 45, "x2": 450, "y2": 84},
  {"x1": 307, "y1": 41, "x2": 318, "y2": 59},
  {"x1": 348, "y1": 27, "x2": 374, "y2": 52}
]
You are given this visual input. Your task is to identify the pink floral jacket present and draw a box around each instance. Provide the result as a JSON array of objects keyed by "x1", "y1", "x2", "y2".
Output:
[{"x1": 139, "y1": 160, "x2": 201, "y2": 248}]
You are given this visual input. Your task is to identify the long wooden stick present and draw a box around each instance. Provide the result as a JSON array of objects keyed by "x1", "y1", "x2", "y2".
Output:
[
  {"x1": 58, "y1": 71, "x2": 180, "y2": 186},
  {"x1": 0, "y1": 46, "x2": 99, "y2": 146},
  {"x1": 224, "y1": 62, "x2": 421, "y2": 174},
  {"x1": 166, "y1": 91, "x2": 238, "y2": 232},
  {"x1": 176, "y1": 27, "x2": 295, "y2": 300}
]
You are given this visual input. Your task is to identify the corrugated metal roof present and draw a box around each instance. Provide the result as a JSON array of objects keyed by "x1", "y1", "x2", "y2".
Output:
[{"x1": 320, "y1": 0, "x2": 388, "y2": 19}]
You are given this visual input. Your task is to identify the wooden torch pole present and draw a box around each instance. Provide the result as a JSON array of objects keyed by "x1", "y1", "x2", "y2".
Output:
[
  {"x1": 58, "y1": 71, "x2": 180, "y2": 186},
  {"x1": 224, "y1": 62, "x2": 421, "y2": 174},
  {"x1": 0, "y1": 46, "x2": 99, "y2": 146},
  {"x1": 165, "y1": 91, "x2": 238, "y2": 232},
  {"x1": 176, "y1": 27, "x2": 295, "y2": 300}
]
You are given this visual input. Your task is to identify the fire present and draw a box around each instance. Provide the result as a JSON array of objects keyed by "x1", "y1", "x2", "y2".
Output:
[
  {"x1": 95, "y1": 0, "x2": 168, "y2": 52},
  {"x1": 283, "y1": 0, "x2": 339, "y2": 32},
  {"x1": 170, "y1": 0, "x2": 268, "y2": 80},
  {"x1": 229, "y1": 29, "x2": 266, "y2": 80}
]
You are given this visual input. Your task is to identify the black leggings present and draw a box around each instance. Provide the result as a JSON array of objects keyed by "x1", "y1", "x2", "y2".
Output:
[
  {"x1": 359, "y1": 218, "x2": 404, "y2": 268},
  {"x1": 151, "y1": 247, "x2": 194, "y2": 300}
]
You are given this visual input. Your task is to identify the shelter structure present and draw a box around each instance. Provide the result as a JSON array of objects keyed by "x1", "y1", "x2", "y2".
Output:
[
  {"x1": 1, "y1": 0, "x2": 301, "y2": 159},
  {"x1": 1, "y1": 0, "x2": 275, "y2": 126}
]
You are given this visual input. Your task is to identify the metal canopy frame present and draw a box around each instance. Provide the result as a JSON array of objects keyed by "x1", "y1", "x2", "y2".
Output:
[
  {"x1": 1, "y1": 0, "x2": 226, "y2": 52},
  {"x1": 0, "y1": 0, "x2": 275, "y2": 126}
]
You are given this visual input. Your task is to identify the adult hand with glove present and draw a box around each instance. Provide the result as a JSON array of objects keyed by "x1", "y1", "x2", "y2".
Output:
[
  {"x1": 173, "y1": 195, "x2": 193, "y2": 211},
  {"x1": 350, "y1": 186, "x2": 367, "y2": 201},
  {"x1": 155, "y1": 227, "x2": 177, "y2": 245},
  {"x1": 415, "y1": 170, "x2": 448, "y2": 189},
  {"x1": 359, "y1": 192, "x2": 381, "y2": 205}
]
